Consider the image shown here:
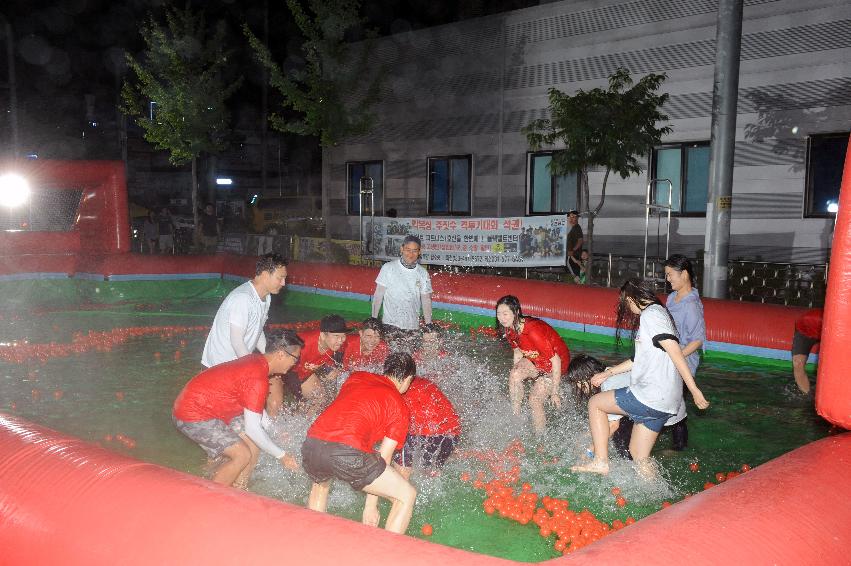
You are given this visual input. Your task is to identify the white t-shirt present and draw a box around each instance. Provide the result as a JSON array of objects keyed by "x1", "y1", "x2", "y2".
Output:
[
  {"x1": 375, "y1": 259, "x2": 432, "y2": 330},
  {"x1": 201, "y1": 281, "x2": 270, "y2": 367},
  {"x1": 629, "y1": 304, "x2": 682, "y2": 415}
]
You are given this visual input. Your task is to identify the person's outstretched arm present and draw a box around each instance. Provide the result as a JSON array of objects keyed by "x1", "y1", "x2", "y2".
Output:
[
  {"x1": 372, "y1": 285, "x2": 386, "y2": 319},
  {"x1": 242, "y1": 409, "x2": 298, "y2": 470},
  {"x1": 421, "y1": 293, "x2": 433, "y2": 324}
]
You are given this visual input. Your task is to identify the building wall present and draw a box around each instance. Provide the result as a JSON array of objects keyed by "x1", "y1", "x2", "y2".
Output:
[{"x1": 323, "y1": 0, "x2": 851, "y2": 263}]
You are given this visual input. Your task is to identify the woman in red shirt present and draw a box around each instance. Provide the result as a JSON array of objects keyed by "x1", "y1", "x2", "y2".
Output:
[{"x1": 496, "y1": 295, "x2": 570, "y2": 435}]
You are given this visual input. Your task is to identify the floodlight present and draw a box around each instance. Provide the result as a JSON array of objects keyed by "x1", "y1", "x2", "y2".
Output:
[
  {"x1": 0, "y1": 173, "x2": 30, "y2": 208},
  {"x1": 216, "y1": 177, "x2": 233, "y2": 185}
]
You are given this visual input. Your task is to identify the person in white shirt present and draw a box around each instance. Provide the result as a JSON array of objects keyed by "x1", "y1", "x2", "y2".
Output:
[
  {"x1": 201, "y1": 253, "x2": 289, "y2": 368},
  {"x1": 372, "y1": 235, "x2": 433, "y2": 352}
]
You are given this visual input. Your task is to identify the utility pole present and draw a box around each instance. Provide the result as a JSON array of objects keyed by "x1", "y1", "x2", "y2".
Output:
[{"x1": 703, "y1": 0, "x2": 743, "y2": 298}]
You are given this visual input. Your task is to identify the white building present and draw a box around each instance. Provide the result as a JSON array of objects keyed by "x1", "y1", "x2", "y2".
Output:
[{"x1": 323, "y1": 0, "x2": 851, "y2": 263}]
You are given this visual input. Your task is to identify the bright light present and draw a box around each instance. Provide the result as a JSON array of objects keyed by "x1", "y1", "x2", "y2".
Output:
[
  {"x1": 216, "y1": 177, "x2": 233, "y2": 185},
  {"x1": 827, "y1": 202, "x2": 839, "y2": 214},
  {"x1": 0, "y1": 174, "x2": 31, "y2": 208}
]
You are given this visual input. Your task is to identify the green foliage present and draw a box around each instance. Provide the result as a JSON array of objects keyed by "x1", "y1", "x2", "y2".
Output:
[
  {"x1": 244, "y1": 0, "x2": 382, "y2": 147},
  {"x1": 121, "y1": 7, "x2": 242, "y2": 165},
  {"x1": 522, "y1": 68, "x2": 671, "y2": 214}
]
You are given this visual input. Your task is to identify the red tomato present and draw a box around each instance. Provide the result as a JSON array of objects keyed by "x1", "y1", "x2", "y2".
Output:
[
  {"x1": 611, "y1": 487, "x2": 621, "y2": 496},
  {"x1": 421, "y1": 524, "x2": 433, "y2": 536},
  {"x1": 689, "y1": 462, "x2": 699, "y2": 472},
  {"x1": 615, "y1": 496, "x2": 627, "y2": 507}
]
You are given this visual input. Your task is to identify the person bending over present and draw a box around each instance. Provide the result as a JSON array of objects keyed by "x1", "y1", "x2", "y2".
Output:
[
  {"x1": 791, "y1": 308, "x2": 823, "y2": 394},
  {"x1": 269, "y1": 314, "x2": 348, "y2": 416},
  {"x1": 173, "y1": 331, "x2": 303, "y2": 488},
  {"x1": 301, "y1": 352, "x2": 417, "y2": 534},
  {"x1": 395, "y1": 375, "x2": 461, "y2": 478},
  {"x1": 343, "y1": 316, "x2": 389, "y2": 371},
  {"x1": 495, "y1": 294, "x2": 571, "y2": 435},
  {"x1": 571, "y1": 279, "x2": 709, "y2": 479}
]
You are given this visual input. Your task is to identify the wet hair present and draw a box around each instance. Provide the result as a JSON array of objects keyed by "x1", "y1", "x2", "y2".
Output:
[
  {"x1": 664, "y1": 254, "x2": 695, "y2": 287},
  {"x1": 421, "y1": 322, "x2": 443, "y2": 336},
  {"x1": 267, "y1": 329, "x2": 305, "y2": 355},
  {"x1": 615, "y1": 278, "x2": 674, "y2": 348},
  {"x1": 495, "y1": 295, "x2": 524, "y2": 339},
  {"x1": 361, "y1": 317, "x2": 384, "y2": 336},
  {"x1": 567, "y1": 354, "x2": 606, "y2": 409},
  {"x1": 383, "y1": 351, "x2": 416, "y2": 381},
  {"x1": 255, "y1": 253, "x2": 288, "y2": 276},
  {"x1": 402, "y1": 235, "x2": 421, "y2": 248}
]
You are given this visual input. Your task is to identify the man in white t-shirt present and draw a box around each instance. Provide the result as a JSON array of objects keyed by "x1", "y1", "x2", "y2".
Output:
[
  {"x1": 372, "y1": 235, "x2": 433, "y2": 352},
  {"x1": 201, "y1": 254, "x2": 289, "y2": 368}
]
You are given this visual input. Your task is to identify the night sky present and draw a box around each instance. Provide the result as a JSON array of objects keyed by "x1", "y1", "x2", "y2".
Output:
[{"x1": 0, "y1": 0, "x2": 541, "y2": 160}]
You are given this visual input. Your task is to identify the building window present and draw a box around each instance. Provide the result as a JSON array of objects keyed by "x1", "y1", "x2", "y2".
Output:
[
  {"x1": 527, "y1": 152, "x2": 579, "y2": 214},
  {"x1": 805, "y1": 133, "x2": 849, "y2": 218},
  {"x1": 651, "y1": 142, "x2": 710, "y2": 215},
  {"x1": 428, "y1": 155, "x2": 471, "y2": 215},
  {"x1": 347, "y1": 161, "x2": 383, "y2": 216}
]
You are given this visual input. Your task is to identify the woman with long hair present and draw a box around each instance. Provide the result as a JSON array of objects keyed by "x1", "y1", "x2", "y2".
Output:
[
  {"x1": 495, "y1": 295, "x2": 571, "y2": 435},
  {"x1": 571, "y1": 279, "x2": 709, "y2": 478}
]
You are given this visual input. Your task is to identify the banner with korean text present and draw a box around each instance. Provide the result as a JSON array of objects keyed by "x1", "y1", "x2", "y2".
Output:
[{"x1": 369, "y1": 216, "x2": 567, "y2": 267}]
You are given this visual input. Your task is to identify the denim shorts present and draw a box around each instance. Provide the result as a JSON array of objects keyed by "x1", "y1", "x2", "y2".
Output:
[{"x1": 613, "y1": 388, "x2": 675, "y2": 433}]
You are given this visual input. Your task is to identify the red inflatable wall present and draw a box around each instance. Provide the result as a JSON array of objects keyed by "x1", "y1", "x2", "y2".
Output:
[
  {"x1": 1, "y1": 414, "x2": 848, "y2": 565},
  {"x1": 816, "y1": 135, "x2": 851, "y2": 430},
  {"x1": 0, "y1": 160, "x2": 129, "y2": 255}
]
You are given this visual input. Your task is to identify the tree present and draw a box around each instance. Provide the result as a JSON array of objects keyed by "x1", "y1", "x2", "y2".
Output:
[
  {"x1": 523, "y1": 68, "x2": 672, "y2": 284},
  {"x1": 243, "y1": 0, "x2": 382, "y2": 147},
  {"x1": 121, "y1": 7, "x2": 242, "y2": 231}
]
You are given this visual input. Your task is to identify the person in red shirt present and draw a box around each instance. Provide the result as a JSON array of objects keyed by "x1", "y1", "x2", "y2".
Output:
[
  {"x1": 268, "y1": 314, "x2": 348, "y2": 415},
  {"x1": 495, "y1": 295, "x2": 571, "y2": 435},
  {"x1": 173, "y1": 330, "x2": 303, "y2": 488},
  {"x1": 343, "y1": 317, "x2": 389, "y2": 371},
  {"x1": 395, "y1": 376, "x2": 461, "y2": 478},
  {"x1": 792, "y1": 308, "x2": 823, "y2": 394},
  {"x1": 301, "y1": 352, "x2": 417, "y2": 534}
]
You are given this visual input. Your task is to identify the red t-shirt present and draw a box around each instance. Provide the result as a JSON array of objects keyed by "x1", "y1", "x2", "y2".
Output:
[
  {"x1": 294, "y1": 329, "x2": 344, "y2": 382},
  {"x1": 795, "y1": 308, "x2": 823, "y2": 339},
  {"x1": 403, "y1": 377, "x2": 461, "y2": 437},
  {"x1": 343, "y1": 335, "x2": 389, "y2": 370},
  {"x1": 505, "y1": 317, "x2": 570, "y2": 374},
  {"x1": 307, "y1": 371, "x2": 409, "y2": 453},
  {"x1": 173, "y1": 354, "x2": 269, "y2": 423}
]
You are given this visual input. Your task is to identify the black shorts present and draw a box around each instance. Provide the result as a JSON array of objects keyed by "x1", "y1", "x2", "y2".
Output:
[
  {"x1": 791, "y1": 330, "x2": 819, "y2": 357},
  {"x1": 394, "y1": 434, "x2": 459, "y2": 468},
  {"x1": 301, "y1": 437, "x2": 386, "y2": 491}
]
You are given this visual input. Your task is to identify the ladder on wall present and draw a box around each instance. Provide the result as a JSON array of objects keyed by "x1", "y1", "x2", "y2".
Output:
[{"x1": 642, "y1": 178, "x2": 673, "y2": 287}]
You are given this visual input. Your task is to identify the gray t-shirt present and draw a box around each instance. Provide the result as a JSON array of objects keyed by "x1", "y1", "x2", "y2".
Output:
[{"x1": 629, "y1": 304, "x2": 682, "y2": 415}]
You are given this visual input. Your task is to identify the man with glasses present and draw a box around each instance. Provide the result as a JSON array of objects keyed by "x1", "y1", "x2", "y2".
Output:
[
  {"x1": 372, "y1": 235, "x2": 433, "y2": 352},
  {"x1": 173, "y1": 331, "x2": 304, "y2": 489}
]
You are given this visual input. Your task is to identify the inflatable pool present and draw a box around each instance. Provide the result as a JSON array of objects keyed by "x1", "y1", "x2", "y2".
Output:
[{"x1": 1, "y1": 159, "x2": 849, "y2": 564}]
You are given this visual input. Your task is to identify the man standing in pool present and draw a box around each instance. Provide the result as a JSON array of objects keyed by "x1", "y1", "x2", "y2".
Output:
[
  {"x1": 301, "y1": 352, "x2": 417, "y2": 534},
  {"x1": 201, "y1": 253, "x2": 289, "y2": 369},
  {"x1": 173, "y1": 331, "x2": 303, "y2": 488},
  {"x1": 372, "y1": 235, "x2": 433, "y2": 352}
]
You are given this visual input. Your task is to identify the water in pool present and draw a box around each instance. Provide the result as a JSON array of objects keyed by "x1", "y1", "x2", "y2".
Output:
[{"x1": 0, "y1": 295, "x2": 830, "y2": 561}]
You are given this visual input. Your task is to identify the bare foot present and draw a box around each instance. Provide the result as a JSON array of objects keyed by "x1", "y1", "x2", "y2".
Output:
[{"x1": 571, "y1": 459, "x2": 609, "y2": 475}]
